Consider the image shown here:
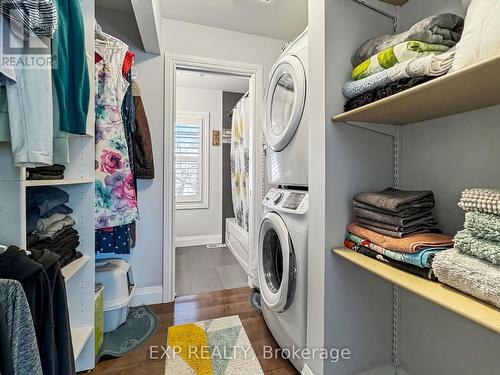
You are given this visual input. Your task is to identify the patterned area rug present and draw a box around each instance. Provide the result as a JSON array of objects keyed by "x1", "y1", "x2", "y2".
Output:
[
  {"x1": 96, "y1": 306, "x2": 159, "y2": 361},
  {"x1": 165, "y1": 315, "x2": 263, "y2": 374}
]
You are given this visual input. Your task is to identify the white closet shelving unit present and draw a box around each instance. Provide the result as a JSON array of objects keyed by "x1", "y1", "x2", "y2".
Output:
[
  {"x1": 0, "y1": 0, "x2": 96, "y2": 371},
  {"x1": 317, "y1": 0, "x2": 500, "y2": 374}
]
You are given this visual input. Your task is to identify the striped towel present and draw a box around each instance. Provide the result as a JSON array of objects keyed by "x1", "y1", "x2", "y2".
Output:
[
  {"x1": 1, "y1": 0, "x2": 58, "y2": 38},
  {"x1": 458, "y1": 188, "x2": 500, "y2": 215}
]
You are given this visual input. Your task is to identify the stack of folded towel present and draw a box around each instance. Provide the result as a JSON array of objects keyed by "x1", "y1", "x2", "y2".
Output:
[
  {"x1": 432, "y1": 188, "x2": 500, "y2": 307},
  {"x1": 343, "y1": 13, "x2": 464, "y2": 111},
  {"x1": 26, "y1": 164, "x2": 65, "y2": 180},
  {"x1": 345, "y1": 188, "x2": 454, "y2": 280},
  {"x1": 352, "y1": 187, "x2": 440, "y2": 238},
  {"x1": 26, "y1": 187, "x2": 82, "y2": 268}
]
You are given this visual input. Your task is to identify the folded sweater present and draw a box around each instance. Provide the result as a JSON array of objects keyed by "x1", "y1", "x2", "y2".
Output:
[{"x1": 432, "y1": 248, "x2": 500, "y2": 308}]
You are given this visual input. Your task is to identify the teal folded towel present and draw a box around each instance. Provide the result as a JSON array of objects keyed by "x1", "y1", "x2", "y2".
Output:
[
  {"x1": 464, "y1": 211, "x2": 500, "y2": 242},
  {"x1": 454, "y1": 229, "x2": 500, "y2": 265}
]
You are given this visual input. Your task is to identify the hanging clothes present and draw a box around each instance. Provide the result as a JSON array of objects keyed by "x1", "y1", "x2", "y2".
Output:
[
  {"x1": 0, "y1": 279, "x2": 43, "y2": 375},
  {"x1": 0, "y1": 16, "x2": 54, "y2": 167},
  {"x1": 52, "y1": 0, "x2": 89, "y2": 135},
  {"x1": 230, "y1": 97, "x2": 250, "y2": 231},
  {"x1": 95, "y1": 39, "x2": 139, "y2": 229},
  {"x1": 0, "y1": 0, "x2": 58, "y2": 39},
  {"x1": 131, "y1": 80, "x2": 155, "y2": 179}
]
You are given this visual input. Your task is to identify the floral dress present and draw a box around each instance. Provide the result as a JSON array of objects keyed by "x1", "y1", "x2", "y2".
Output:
[{"x1": 95, "y1": 44, "x2": 139, "y2": 229}]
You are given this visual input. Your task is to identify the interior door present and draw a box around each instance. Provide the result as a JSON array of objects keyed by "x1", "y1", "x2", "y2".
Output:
[{"x1": 265, "y1": 55, "x2": 306, "y2": 152}]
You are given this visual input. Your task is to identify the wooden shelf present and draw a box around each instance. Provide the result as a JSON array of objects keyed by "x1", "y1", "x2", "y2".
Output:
[
  {"x1": 333, "y1": 248, "x2": 500, "y2": 334},
  {"x1": 331, "y1": 55, "x2": 500, "y2": 125},
  {"x1": 71, "y1": 326, "x2": 94, "y2": 358},
  {"x1": 24, "y1": 177, "x2": 94, "y2": 187},
  {"x1": 62, "y1": 256, "x2": 90, "y2": 281}
]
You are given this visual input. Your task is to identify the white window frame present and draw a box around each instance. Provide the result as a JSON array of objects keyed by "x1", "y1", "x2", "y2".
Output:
[{"x1": 174, "y1": 111, "x2": 210, "y2": 210}]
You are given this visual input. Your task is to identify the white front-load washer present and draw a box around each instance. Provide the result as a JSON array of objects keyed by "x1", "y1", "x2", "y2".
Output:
[
  {"x1": 258, "y1": 188, "x2": 308, "y2": 370},
  {"x1": 265, "y1": 29, "x2": 308, "y2": 187}
]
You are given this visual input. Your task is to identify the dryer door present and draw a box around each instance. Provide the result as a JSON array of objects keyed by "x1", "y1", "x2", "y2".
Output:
[
  {"x1": 265, "y1": 55, "x2": 306, "y2": 152},
  {"x1": 258, "y1": 212, "x2": 297, "y2": 312}
]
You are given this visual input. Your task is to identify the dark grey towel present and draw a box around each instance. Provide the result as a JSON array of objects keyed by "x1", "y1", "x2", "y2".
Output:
[
  {"x1": 356, "y1": 221, "x2": 442, "y2": 238},
  {"x1": 353, "y1": 187, "x2": 435, "y2": 214},
  {"x1": 353, "y1": 206, "x2": 434, "y2": 227}
]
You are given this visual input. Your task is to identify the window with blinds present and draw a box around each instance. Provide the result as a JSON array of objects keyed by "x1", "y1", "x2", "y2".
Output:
[{"x1": 175, "y1": 111, "x2": 209, "y2": 209}]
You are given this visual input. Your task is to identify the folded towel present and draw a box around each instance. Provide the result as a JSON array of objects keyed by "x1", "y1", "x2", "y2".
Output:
[
  {"x1": 353, "y1": 201, "x2": 429, "y2": 218},
  {"x1": 348, "y1": 222, "x2": 453, "y2": 253},
  {"x1": 458, "y1": 188, "x2": 500, "y2": 215},
  {"x1": 355, "y1": 219, "x2": 440, "y2": 238},
  {"x1": 353, "y1": 187, "x2": 435, "y2": 213},
  {"x1": 432, "y1": 248, "x2": 500, "y2": 308},
  {"x1": 344, "y1": 239, "x2": 436, "y2": 280},
  {"x1": 354, "y1": 206, "x2": 434, "y2": 226},
  {"x1": 352, "y1": 13, "x2": 464, "y2": 66},
  {"x1": 345, "y1": 232, "x2": 445, "y2": 268},
  {"x1": 454, "y1": 229, "x2": 500, "y2": 265},
  {"x1": 352, "y1": 41, "x2": 449, "y2": 80},
  {"x1": 464, "y1": 212, "x2": 500, "y2": 242},
  {"x1": 343, "y1": 51, "x2": 455, "y2": 99}
]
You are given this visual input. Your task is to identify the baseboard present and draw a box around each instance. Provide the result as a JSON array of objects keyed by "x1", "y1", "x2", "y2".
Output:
[
  {"x1": 131, "y1": 286, "x2": 163, "y2": 307},
  {"x1": 175, "y1": 234, "x2": 222, "y2": 248},
  {"x1": 301, "y1": 364, "x2": 314, "y2": 375}
]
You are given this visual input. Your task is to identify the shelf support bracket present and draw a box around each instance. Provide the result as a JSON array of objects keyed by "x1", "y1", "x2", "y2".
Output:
[{"x1": 354, "y1": 0, "x2": 398, "y2": 32}]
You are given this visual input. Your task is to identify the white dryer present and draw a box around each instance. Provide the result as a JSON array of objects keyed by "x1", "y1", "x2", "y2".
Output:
[
  {"x1": 265, "y1": 29, "x2": 308, "y2": 187},
  {"x1": 258, "y1": 188, "x2": 308, "y2": 370}
]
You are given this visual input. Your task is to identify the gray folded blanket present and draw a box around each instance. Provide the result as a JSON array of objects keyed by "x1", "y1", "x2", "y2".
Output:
[
  {"x1": 356, "y1": 220, "x2": 440, "y2": 238},
  {"x1": 353, "y1": 187, "x2": 435, "y2": 214},
  {"x1": 432, "y1": 248, "x2": 500, "y2": 308},
  {"x1": 464, "y1": 212, "x2": 500, "y2": 242},
  {"x1": 353, "y1": 206, "x2": 434, "y2": 227},
  {"x1": 454, "y1": 229, "x2": 500, "y2": 265},
  {"x1": 352, "y1": 13, "x2": 464, "y2": 66}
]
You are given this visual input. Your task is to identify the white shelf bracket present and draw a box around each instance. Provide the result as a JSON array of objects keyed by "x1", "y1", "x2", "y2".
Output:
[{"x1": 354, "y1": 0, "x2": 399, "y2": 32}]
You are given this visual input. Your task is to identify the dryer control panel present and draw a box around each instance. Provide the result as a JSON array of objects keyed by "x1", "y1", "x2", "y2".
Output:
[{"x1": 263, "y1": 188, "x2": 309, "y2": 215}]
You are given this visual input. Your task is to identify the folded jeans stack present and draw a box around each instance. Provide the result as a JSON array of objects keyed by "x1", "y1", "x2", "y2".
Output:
[
  {"x1": 26, "y1": 164, "x2": 65, "y2": 180},
  {"x1": 432, "y1": 188, "x2": 500, "y2": 307},
  {"x1": 343, "y1": 13, "x2": 464, "y2": 111},
  {"x1": 345, "y1": 188, "x2": 453, "y2": 280},
  {"x1": 26, "y1": 187, "x2": 82, "y2": 268}
]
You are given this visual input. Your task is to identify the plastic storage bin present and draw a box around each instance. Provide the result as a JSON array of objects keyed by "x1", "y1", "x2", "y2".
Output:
[{"x1": 95, "y1": 260, "x2": 136, "y2": 333}]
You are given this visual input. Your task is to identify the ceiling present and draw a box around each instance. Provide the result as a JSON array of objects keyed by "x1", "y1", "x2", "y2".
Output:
[
  {"x1": 95, "y1": 0, "x2": 308, "y2": 41},
  {"x1": 176, "y1": 70, "x2": 249, "y2": 93}
]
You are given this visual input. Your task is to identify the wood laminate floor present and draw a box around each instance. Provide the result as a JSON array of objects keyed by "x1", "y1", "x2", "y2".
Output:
[{"x1": 92, "y1": 287, "x2": 298, "y2": 375}]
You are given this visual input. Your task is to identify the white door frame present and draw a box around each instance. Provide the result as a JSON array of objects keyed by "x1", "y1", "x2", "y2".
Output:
[{"x1": 163, "y1": 53, "x2": 264, "y2": 302}]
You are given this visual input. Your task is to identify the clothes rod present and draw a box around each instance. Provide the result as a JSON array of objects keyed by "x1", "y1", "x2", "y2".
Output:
[{"x1": 228, "y1": 91, "x2": 250, "y2": 118}]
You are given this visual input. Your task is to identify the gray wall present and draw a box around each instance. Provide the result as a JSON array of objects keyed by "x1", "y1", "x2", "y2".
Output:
[{"x1": 222, "y1": 91, "x2": 245, "y2": 240}]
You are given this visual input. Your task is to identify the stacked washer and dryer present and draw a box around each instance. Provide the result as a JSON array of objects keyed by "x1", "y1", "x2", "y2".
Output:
[{"x1": 258, "y1": 28, "x2": 309, "y2": 371}]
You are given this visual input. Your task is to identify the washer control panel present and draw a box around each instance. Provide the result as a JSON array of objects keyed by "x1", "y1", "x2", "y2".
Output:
[{"x1": 264, "y1": 188, "x2": 309, "y2": 214}]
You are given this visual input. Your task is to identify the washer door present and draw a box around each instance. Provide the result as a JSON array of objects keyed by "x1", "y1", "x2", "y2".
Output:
[
  {"x1": 265, "y1": 55, "x2": 306, "y2": 152},
  {"x1": 258, "y1": 212, "x2": 297, "y2": 312}
]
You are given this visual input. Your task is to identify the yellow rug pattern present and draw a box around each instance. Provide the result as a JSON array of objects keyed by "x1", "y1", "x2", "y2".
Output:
[{"x1": 165, "y1": 315, "x2": 263, "y2": 375}]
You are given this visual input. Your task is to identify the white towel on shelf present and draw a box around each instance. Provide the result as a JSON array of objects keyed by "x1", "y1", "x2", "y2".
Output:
[
  {"x1": 432, "y1": 248, "x2": 500, "y2": 308},
  {"x1": 458, "y1": 188, "x2": 500, "y2": 215}
]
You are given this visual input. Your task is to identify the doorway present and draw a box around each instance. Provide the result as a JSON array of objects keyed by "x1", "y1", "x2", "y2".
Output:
[{"x1": 163, "y1": 55, "x2": 264, "y2": 302}]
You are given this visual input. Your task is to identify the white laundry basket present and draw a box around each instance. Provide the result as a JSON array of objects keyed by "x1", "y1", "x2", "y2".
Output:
[{"x1": 95, "y1": 259, "x2": 136, "y2": 333}]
